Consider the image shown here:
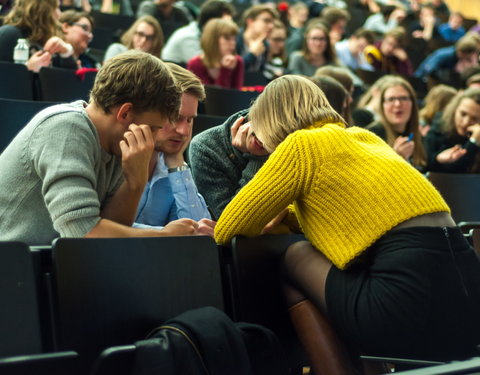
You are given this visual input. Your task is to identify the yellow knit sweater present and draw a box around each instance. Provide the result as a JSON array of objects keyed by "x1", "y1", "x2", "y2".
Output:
[{"x1": 214, "y1": 122, "x2": 450, "y2": 269}]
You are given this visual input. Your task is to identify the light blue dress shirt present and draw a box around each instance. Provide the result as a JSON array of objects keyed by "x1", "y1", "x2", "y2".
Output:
[{"x1": 133, "y1": 153, "x2": 211, "y2": 229}]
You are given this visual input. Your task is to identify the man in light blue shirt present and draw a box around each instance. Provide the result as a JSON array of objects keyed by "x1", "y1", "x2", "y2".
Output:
[
  {"x1": 134, "y1": 63, "x2": 214, "y2": 235},
  {"x1": 335, "y1": 28, "x2": 375, "y2": 72}
]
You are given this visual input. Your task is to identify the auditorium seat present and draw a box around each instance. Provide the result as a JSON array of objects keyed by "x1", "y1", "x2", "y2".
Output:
[
  {"x1": 0, "y1": 62, "x2": 35, "y2": 100},
  {"x1": 0, "y1": 98, "x2": 58, "y2": 153},
  {"x1": 203, "y1": 85, "x2": 259, "y2": 117},
  {"x1": 426, "y1": 172, "x2": 480, "y2": 223},
  {"x1": 52, "y1": 236, "x2": 224, "y2": 371},
  {"x1": 38, "y1": 67, "x2": 96, "y2": 102}
]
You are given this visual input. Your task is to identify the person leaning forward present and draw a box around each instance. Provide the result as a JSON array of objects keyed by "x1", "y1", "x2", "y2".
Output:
[{"x1": 0, "y1": 51, "x2": 204, "y2": 245}]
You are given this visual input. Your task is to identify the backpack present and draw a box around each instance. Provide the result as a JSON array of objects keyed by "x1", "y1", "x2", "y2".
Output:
[{"x1": 132, "y1": 306, "x2": 287, "y2": 375}]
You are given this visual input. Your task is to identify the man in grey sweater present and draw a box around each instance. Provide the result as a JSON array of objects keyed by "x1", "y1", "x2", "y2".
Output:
[
  {"x1": 0, "y1": 51, "x2": 202, "y2": 245},
  {"x1": 189, "y1": 109, "x2": 269, "y2": 220}
]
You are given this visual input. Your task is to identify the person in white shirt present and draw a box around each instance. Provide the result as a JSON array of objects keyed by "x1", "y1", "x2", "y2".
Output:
[{"x1": 161, "y1": 0, "x2": 234, "y2": 64}]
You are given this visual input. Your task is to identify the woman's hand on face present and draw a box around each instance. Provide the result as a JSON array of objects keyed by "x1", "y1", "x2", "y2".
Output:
[
  {"x1": 467, "y1": 123, "x2": 480, "y2": 144},
  {"x1": 231, "y1": 116, "x2": 251, "y2": 153},
  {"x1": 221, "y1": 54, "x2": 237, "y2": 69},
  {"x1": 26, "y1": 50, "x2": 51, "y2": 72},
  {"x1": 436, "y1": 145, "x2": 467, "y2": 164},
  {"x1": 393, "y1": 135, "x2": 414, "y2": 161},
  {"x1": 392, "y1": 47, "x2": 407, "y2": 61}
]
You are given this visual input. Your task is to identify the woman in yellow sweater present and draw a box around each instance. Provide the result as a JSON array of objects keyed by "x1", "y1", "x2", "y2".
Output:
[{"x1": 215, "y1": 75, "x2": 480, "y2": 370}]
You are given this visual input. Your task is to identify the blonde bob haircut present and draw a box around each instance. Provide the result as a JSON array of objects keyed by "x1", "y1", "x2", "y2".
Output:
[
  {"x1": 201, "y1": 18, "x2": 239, "y2": 68},
  {"x1": 4, "y1": 0, "x2": 60, "y2": 46},
  {"x1": 120, "y1": 15, "x2": 164, "y2": 57},
  {"x1": 250, "y1": 75, "x2": 347, "y2": 153}
]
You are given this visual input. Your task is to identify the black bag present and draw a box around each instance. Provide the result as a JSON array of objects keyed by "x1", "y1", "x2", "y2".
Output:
[{"x1": 132, "y1": 306, "x2": 287, "y2": 375}]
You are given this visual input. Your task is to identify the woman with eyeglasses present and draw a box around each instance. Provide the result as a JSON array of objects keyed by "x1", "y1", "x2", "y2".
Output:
[
  {"x1": 0, "y1": 0, "x2": 76, "y2": 72},
  {"x1": 366, "y1": 76, "x2": 426, "y2": 171},
  {"x1": 425, "y1": 88, "x2": 480, "y2": 173},
  {"x1": 215, "y1": 75, "x2": 480, "y2": 373},
  {"x1": 55, "y1": 10, "x2": 99, "y2": 69},
  {"x1": 287, "y1": 22, "x2": 338, "y2": 77},
  {"x1": 104, "y1": 15, "x2": 164, "y2": 62},
  {"x1": 187, "y1": 18, "x2": 244, "y2": 90}
]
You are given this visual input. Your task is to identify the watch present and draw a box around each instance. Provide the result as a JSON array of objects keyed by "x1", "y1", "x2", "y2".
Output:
[{"x1": 168, "y1": 163, "x2": 189, "y2": 173}]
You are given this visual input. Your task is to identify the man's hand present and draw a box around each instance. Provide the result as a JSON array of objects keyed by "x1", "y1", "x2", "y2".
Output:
[
  {"x1": 196, "y1": 218, "x2": 216, "y2": 237},
  {"x1": 249, "y1": 32, "x2": 267, "y2": 56},
  {"x1": 161, "y1": 218, "x2": 199, "y2": 236},
  {"x1": 436, "y1": 145, "x2": 467, "y2": 164},
  {"x1": 393, "y1": 135, "x2": 414, "y2": 161},
  {"x1": 120, "y1": 124, "x2": 154, "y2": 192}
]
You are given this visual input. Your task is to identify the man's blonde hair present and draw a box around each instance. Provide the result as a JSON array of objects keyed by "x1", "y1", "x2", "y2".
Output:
[
  {"x1": 90, "y1": 50, "x2": 181, "y2": 122},
  {"x1": 165, "y1": 62, "x2": 206, "y2": 102},
  {"x1": 249, "y1": 75, "x2": 346, "y2": 153}
]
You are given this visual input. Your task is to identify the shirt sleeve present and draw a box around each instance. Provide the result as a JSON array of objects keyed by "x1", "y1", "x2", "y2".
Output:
[
  {"x1": 168, "y1": 168, "x2": 211, "y2": 221},
  {"x1": 29, "y1": 112, "x2": 103, "y2": 237}
]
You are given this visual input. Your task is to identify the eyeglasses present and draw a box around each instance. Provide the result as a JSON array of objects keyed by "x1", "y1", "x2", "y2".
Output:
[
  {"x1": 73, "y1": 22, "x2": 92, "y2": 34},
  {"x1": 308, "y1": 37, "x2": 327, "y2": 42},
  {"x1": 384, "y1": 96, "x2": 412, "y2": 104},
  {"x1": 270, "y1": 37, "x2": 286, "y2": 43},
  {"x1": 134, "y1": 31, "x2": 155, "y2": 41}
]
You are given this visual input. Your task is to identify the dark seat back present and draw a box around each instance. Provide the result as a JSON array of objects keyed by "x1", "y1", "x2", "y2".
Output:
[
  {"x1": 52, "y1": 236, "x2": 224, "y2": 369},
  {"x1": 0, "y1": 242, "x2": 43, "y2": 357},
  {"x1": 225, "y1": 234, "x2": 308, "y2": 369},
  {"x1": 91, "y1": 11, "x2": 135, "y2": 39},
  {"x1": 0, "y1": 61, "x2": 34, "y2": 100},
  {"x1": 426, "y1": 172, "x2": 480, "y2": 223},
  {"x1": 0, "y1": 99, "x2": 58, "y2": 153},
  {"x1": 38, "y1": 67, "x2": 96, "y2": 102},
  {"x1": 204, "y1": 86, "x2": 259, "y2": 117}
]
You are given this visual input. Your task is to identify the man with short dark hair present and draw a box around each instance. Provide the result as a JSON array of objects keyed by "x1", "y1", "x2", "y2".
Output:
[
  {"x1": 0, "y1": 51, "x2": 202, "y2": 245},
  {"x1": 335, "y1": 28, "x2": 375, "y2": 71},
  {"x1": 237, "y1": 5, "x2": 278, "y2": 73}
]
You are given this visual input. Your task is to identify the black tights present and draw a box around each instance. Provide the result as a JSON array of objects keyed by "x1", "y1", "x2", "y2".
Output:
[{"x1": 283, "y1": 240, "x2": 333, "y2": 313}]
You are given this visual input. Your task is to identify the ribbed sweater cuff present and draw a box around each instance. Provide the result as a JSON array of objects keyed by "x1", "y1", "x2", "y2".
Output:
[{"x1": 55, "y1": 211, "x2": 101, "y2": 238}]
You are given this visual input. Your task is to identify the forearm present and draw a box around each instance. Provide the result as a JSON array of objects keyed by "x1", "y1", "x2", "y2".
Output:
[
  {"x1": 85, "y1": 218, "x2": 166, "y2": 237},
  {"x1": 100, "y1": 181, "x2": 145, "y2": 226}
]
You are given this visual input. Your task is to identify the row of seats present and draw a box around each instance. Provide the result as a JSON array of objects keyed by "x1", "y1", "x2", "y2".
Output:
[
  {"x1": 0, "y1": 61, "x2": 259, "y2": 116},
  {"x1": 2, "y1": 230, "x2": 480, "y2": 375},
  {"x1": 0, "y1": 234, "x2": 307, "y2": 374},
  {"x1": 0, "y1": 97, "x2": 227, "y2": 154}
]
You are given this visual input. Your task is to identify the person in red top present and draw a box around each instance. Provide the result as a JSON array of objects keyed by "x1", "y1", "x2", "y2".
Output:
[{"x1": 188, "y1": 18, "x2": 244, "y2": 90}]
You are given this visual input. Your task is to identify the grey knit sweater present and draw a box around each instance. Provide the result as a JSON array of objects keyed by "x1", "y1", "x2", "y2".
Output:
[
  {"x1": 0, "y1": 101, "x2": 123, "y2": 245},
  {"x1": 189, "y1": 110, "x2": 269, "y2": 220}
]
